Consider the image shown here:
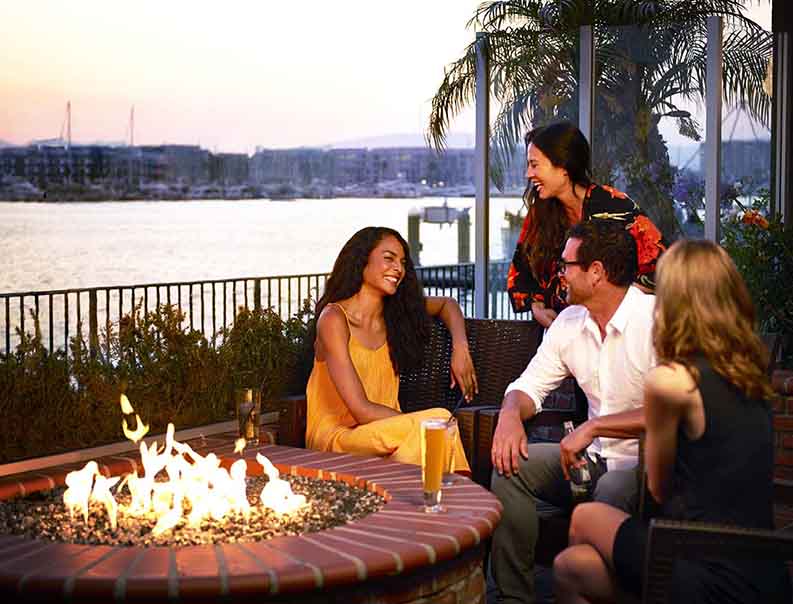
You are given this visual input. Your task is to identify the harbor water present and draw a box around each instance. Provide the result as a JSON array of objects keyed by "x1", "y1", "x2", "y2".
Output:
[{"x1": 1, "y1": 197, "x2": 523, "y2": 293}]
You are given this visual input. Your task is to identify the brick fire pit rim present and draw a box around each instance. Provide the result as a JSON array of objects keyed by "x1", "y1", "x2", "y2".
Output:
[{"x1": 0, "y1": 443, "x2": 502, "y2": 601}]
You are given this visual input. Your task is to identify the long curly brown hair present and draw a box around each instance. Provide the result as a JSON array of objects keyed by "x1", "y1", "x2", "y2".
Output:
[
  {"x1": 653, "y1": 239, "x2": 774, "y2": 401},
  {"x1": 313, "y1": 227, "x2": 430, "y2": 374},
  {"x1": 520, "y1": 122, "x2": 592, "y2": 281}
]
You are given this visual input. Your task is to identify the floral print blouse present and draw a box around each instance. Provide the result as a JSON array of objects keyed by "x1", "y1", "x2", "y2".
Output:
[{"x1": 507, "y1": 184, "x2": 667, "y2": 314}]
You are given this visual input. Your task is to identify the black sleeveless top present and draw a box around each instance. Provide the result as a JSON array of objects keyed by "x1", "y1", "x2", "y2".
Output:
[
  {"x1": 663, "y1": 358, "x2": 775, "y2": 529},
  {"x1": 660, "y1": 358, "x2": 790, "y2": 603}
]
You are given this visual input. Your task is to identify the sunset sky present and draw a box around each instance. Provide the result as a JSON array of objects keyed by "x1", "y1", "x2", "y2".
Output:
[{"x1": 0, "y1": 1, "x2": 771, "y2": 154}]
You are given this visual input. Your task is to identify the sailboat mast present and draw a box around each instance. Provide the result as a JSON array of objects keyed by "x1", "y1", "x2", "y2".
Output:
[{"x1": 66, "y1": 101, "x2": 71, "y2": 150}]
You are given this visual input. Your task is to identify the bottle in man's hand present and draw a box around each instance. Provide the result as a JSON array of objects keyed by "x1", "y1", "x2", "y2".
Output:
[{"x1": 563, "y1": 421, "x2": 592, "y2": 504}]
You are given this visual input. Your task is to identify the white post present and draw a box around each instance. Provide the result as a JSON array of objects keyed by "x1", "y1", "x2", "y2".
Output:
[
  {"x1": 579, "y1": 25, "x2": 594, "y2": 145},
  {"x1": 705, "y1": 16, "x2": 723, "y2": 242},
  {"x1": 474, "y1": 33, "x2": 490, "y2": 319}
]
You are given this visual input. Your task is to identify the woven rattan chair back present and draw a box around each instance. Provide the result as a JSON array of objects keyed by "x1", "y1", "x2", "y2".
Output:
[
  {"x1": 641, "y1": 520, "x2": 793, "y2": 604},
  {"x1": 398, "y1": 318, "x2": 542, "y2": 413}
]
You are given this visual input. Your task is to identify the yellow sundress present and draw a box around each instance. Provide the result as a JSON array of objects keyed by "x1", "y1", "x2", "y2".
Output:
[{"x1": 305, "y1": 303, "x2": 469, "y2": 471}]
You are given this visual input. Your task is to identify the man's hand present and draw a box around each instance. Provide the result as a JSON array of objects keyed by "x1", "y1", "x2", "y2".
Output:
[
  {"x1": 559, "y1": 421, "x2": 594, "y2": 480},
  {"x1": 491, "y1": 407, "x2": 528, "y2": 477},
  {"x1": 450, "y1": 343, "x2": 478, "y2": 401}
]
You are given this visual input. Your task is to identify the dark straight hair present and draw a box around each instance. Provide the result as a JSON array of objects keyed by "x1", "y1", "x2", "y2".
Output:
[{"x1": 521, "y1": 121, "x2": 592, "y2": 281}]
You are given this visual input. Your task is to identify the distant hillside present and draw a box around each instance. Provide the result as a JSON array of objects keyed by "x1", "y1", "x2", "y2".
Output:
[
  {"x1": 0, "y1": 139, "x2": 14, "y2": 148},
  {"x1": 329, "y1": 132, "x2": 474, "y2": 149}
]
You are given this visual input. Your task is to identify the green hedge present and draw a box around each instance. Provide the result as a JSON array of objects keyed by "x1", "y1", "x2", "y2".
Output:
[{"x1": 0, "y1": 303, "x2": 312, "y2": 464}]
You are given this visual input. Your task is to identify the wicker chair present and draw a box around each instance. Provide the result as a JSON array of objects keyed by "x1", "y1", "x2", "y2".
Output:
[
  {"x1": 269, "y1": 316, "x2": 589, "y2": 566},
  {"x1": 615, "y1": 441, "x2": 793, "y2": 604},
  {"x1": 399, "y1": 317, "x2": 542, "y2": 413},
  {"x1": 633, "y1": 519, "x2": 793, "y2": 604},
  {"x1": 271, "y1": 317, "x2": 587, "y2": 484},
  {"x1": 273, "y1": 318, "x2": 543, "y2": 450},
  {"x1": 400, "y1": 317, "x2": 587, "y2": 486}
]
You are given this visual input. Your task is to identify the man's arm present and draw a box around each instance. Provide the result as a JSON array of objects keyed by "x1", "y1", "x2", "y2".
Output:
[
  {"x1": 558, "y1": 407, "x2": 645, "y2": 479},
  {"x1": 491, "y1": 313, "x2": 573, "y2": 476},
  {"x1": 491, "y1": 390, "x2": 539, "y2": 477},
  {"x1": 589, "y1": 407, "x2": 645, "y2": 439}
]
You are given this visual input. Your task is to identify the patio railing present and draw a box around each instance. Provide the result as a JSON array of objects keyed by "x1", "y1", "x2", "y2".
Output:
[{"x1": 0, "y1": 261, "x2": 518, "y2": 356}]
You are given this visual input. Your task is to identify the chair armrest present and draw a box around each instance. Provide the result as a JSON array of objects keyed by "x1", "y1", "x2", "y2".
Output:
[
  {"x1": 775, "y1": 479, "x2": 793, "y2": 506},
  {"x1": 526, "y1": 409, "x2": 580, "y2": 428},
  {"x1": 643, "y1": 518, "x2": 793, "y2": 604},
  {"x1": 456, "y1": 406, "x2": 586, "y2": 488},
  {"x1": 266, "y1": 395, "x2": 307, "y2": 448}
]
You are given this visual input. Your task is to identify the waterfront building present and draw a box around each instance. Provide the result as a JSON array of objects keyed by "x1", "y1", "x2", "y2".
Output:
[
  {"x1": 248, "y1": 145, "x2": 526, "y2": 191},
  {"x1": 210, "y1": 152, "x2": 249, "y2": 186},
  {"x1": 1, "y1": 141, "x2": 527, "y2": 198},
  {"x1": 139, "y1": 145, "x2": 210, "y2": 185}
]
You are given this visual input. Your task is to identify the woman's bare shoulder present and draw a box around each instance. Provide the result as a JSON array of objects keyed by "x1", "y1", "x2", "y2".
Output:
[
  {"x1": 316, "y1": 304, "x2": 349, "y2": 336},
  {"x1": 645, "y1": 362, "x2": 698, "y2": 409}
]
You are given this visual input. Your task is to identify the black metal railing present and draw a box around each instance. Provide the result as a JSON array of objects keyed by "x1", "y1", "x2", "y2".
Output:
[
  {"x1": 417, "y1": 261, "x2": 517, "y2": 320},
  {"x1": 0, "y1": 261, "x2": 517, "y2": 355}
]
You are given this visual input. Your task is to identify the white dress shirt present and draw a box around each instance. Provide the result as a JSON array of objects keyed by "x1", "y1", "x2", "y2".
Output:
[{"x1": 505, "y1": 285, "x2": 656, "y2": 470}]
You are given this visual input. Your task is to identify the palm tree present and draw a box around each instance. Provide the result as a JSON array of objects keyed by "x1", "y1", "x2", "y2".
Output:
[{"x1": 428, "y1": 0, "x2": 772, "y2": 239}]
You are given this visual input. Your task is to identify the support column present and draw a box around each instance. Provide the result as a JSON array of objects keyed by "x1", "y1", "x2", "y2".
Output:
[
  {"x1": 772, "y1": 0, "x2": 792, "y2": 223},
  {"x1": 474, "y1": 33, "x2": 491, "y2": 319},
  {"x1": 578, "y1": 25, "x2": 594, "y2": 145},
  {"x1": 705, "y1": 16, "x2": 723, "y2": 243}
]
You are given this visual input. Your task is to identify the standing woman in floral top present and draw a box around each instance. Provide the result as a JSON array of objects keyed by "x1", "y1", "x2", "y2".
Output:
[{"x1": 507, "y1": 122, "x2": 667, "y2": 327}]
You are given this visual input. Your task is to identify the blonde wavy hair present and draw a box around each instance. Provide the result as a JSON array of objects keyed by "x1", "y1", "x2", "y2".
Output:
[{"x1": 653, "y1": 239, "x2": 774, "y2": 401}]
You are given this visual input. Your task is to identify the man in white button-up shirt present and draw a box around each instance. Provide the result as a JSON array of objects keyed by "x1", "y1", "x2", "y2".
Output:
[{"x1": 490, "y1": 221, "x2": 657, "y2": 604}]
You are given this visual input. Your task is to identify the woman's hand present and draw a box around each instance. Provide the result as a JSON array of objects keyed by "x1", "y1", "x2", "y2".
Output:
[
  {"x1": 425, "y1": 296, "x2": 479, "y2": 400},
  {"x1": 531, "y1": 301, "x2": 558, "y2": 328},
  {"x1": 450, "y1": 342, "x2": 478, "y2": 401}
]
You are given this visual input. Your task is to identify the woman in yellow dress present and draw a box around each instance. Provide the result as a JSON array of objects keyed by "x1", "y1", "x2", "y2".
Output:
[{"x1": 306, "y1": 226, "x2": 477, "y2": 472}]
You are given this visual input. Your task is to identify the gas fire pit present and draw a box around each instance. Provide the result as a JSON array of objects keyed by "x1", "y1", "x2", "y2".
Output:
[{"x1": 0, "y1": 434, "x2": 501, "y2": 603}]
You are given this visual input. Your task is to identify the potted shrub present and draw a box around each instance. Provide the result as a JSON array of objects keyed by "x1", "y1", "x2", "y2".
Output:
[
  {"x1": 722, "y1": 191, "x2": 793, "y2": 369},
  {"x1": 217, "y1": 302, "x2": 313, "y2": 409}
]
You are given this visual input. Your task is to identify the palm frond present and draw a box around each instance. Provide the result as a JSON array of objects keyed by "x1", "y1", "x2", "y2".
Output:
[
  {"x1": 429, "y1": 0, "x2": 772, "y2": 155},
  {"x1": 427, "y1": 40, "x2": 479, "y2": 150}
]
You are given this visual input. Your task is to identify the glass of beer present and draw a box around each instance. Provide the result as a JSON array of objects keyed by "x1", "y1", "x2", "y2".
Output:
[
  {"x1": 441, "y1": 418, "x2": 458, "y2": 486},
  {"x1": 421, "y1": 418, "x2": 448, "y2": 512},
  {"x1": 235, "y1": 387, "x2": 261, "y2": 445}
]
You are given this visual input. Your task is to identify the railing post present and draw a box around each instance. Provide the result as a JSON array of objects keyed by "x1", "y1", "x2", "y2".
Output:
[
  {"x1": 254, "y1": 279, "x2": 262, "y2": 311},
  {"x1": 408, "y1": 209, "x2": 421, "y2": 266},
  {"x1": 89, "y1": 290, "x2": 98, "y2": 358},
  {"x1": 458, "y1": 209, "x2": 470, "y2": 264}
]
